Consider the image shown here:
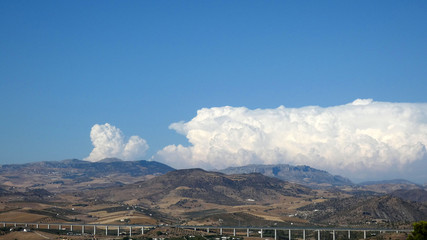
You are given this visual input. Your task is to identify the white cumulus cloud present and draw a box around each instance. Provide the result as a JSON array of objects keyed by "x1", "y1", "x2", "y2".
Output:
[
  {"x1": 85, "y1": 123, "x2": 149, "y2": 162},
  {"x1": 155, "y1": 99, "x2": 427, "y2": 182}
]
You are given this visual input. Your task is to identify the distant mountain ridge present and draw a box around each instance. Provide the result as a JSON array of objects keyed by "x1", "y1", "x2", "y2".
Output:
[
  {"x1": 359, "y1": 179, "x2": 420, "y2": 186},
  {"x1": 220, "y1": 164, "x2": 353, "y2": 188},
  {"x1": 0, "y1": 158, "x2": 174, "y2": 176},
  {"x1": 357, "y1": 179, "x2": 423, "y2": 193},
  {"x1": 0, "y1": 159, "x2": 175, "y2": 192}
]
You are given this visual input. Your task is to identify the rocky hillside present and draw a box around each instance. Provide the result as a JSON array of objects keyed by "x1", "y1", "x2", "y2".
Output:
[
  {"x1": 297, "y1": 195, "x2": 427, "y2": 225},
  {"x1": 220, "y1": 164, "x2": 353, "y2": 188},
  {"x1": 390, "y1": 189, "x2": 427, "y2": 203}
]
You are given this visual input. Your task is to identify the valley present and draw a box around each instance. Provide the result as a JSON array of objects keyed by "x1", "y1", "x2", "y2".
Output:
[{"x1": 0, "y1": 159, "x2": 425, "y2": 239}]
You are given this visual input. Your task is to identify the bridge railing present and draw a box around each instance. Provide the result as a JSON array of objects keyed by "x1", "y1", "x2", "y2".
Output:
[{"x1": 0, "y1": 221, "x2": 412, "y2": 239}]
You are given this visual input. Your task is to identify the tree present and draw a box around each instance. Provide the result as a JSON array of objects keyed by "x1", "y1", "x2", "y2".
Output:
[{"x1": 407, "y1": 221, "x2": 427, "y2": 240}]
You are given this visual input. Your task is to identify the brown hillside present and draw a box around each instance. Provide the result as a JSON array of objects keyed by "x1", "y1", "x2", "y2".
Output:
[
  {"x1": 84, "y1": 168, "x2": 312, "y2": 205},
  {"x1": 298, "y1": 195, "x2": 427, "y2": 225}
]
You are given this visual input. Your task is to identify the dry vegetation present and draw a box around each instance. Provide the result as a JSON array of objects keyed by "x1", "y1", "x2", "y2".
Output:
[{"x1": 0, "y1": 160, "x2": 424, "y2": 239}]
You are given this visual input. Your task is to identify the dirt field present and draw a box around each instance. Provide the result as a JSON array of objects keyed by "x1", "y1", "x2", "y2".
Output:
[
  {"x1": 0, "y1": 210, "x2": 47, "y2": 223},
  {"x1": 0, "y1": 231, "x2": 58, "y2": 240}
]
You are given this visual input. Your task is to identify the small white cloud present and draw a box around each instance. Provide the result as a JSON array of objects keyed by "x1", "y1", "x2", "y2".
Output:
[
  {"x1": 154, "y1": 99, "x2": 427, "y2": 181},
  {"x1": 351, "y1": 98, "x2": 373, "y2": 105},
  {"x1": 85, "y1": 123, "x2": 148, "y2": 162}
]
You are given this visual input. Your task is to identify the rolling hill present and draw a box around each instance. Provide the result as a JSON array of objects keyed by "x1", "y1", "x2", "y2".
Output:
[
  {"x1": 84, "y1": 168, "x2": 313, "y2": 205},
  {"x1": 79, "y1": 168, "x2": 316, "y2": 226}
]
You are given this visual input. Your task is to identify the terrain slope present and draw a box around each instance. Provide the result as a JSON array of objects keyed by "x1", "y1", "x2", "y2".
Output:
[{"x1": 80, "y1": 168, "x2": 316, "y2": 226}]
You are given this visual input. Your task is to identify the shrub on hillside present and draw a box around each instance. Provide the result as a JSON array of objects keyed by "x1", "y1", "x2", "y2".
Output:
[{"x1": 407, "y1": 221, "x2": 427, "y2": 240}]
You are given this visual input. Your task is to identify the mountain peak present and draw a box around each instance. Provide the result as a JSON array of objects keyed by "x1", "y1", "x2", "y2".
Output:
[
  {"x1": 98, "y1": 157, "x2": 124, "y2": 163},
  {"x1": 220, "y1": 163, "x2": 353, "y2": 188}
]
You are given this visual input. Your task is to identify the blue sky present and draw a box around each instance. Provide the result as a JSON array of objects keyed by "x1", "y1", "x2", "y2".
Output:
[{"x1": 1, "y1": 1, "x2": 427, "y2": 182}]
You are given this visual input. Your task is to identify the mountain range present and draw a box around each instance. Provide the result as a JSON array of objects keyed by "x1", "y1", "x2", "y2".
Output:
[
  {"x1": 220, "y1": 164, "x2": 353, "y2": 188},
  {"x1": 0, "y1": 158, "x2": 174, "y2": 192},
  {"x1": 0, "y1": 158, "x2": 425, "y2": 228}
]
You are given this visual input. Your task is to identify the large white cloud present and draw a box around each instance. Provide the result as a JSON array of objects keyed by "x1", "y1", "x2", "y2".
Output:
[
  {"x1": 155, "y1": 99, "x2": 427, "y2": 181},
  {"x1": 85, "y1": 123, "x2": 149, "y2": 162}
]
